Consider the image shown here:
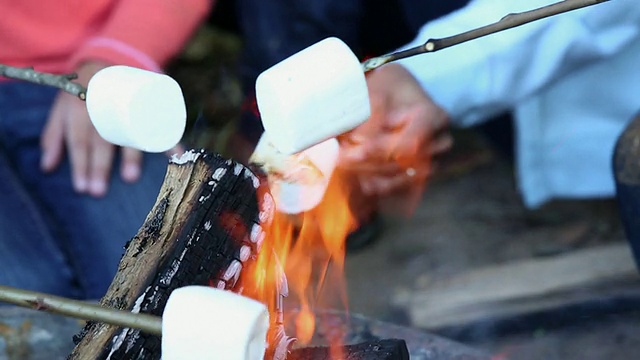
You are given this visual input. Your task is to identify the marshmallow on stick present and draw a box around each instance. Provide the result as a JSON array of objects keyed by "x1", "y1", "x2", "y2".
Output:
[
  {"x1": 162, "y1": 286, "x2": 270, "y2": 360},
  {"x1": 86, "y1": 65, "x2": 187, "y2": 153},
  {"x1": 250, "y1": 134, "x2": 339, "y2": 214},
  {"x1": 256, "y1": 37, "x2": 370, "y2": 155}
]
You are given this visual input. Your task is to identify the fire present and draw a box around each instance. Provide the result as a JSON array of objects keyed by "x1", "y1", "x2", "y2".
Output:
[{"x1": 240, "y1": 168, "x2": 357, "y2": 351}]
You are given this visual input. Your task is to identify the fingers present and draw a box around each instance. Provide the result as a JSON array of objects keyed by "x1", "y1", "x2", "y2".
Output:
[
  {"x1": 45, "y1": 91, "x2": 119, "y2": 197},
  {"x1": 120, "y1": 147, "x2": 142, "y2": 183},
  {"x1": 40, "y1": 97, "x2": 66, "y2": 173},
  {"x1": 431, "y1": 131, "x2": 454, "y2": 156},
  {"x1": 63, "y1": 95, "x2": 95, "y2": 194}
]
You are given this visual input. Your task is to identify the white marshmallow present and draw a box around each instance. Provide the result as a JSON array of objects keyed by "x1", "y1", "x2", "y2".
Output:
[
  {"x1": 256, "y1": 37, "x2": 370, "y2": 155},
  {"x1": 86, "y1": 65, "x2": 186, "y2": 153},
  {"x1": 250, "y1": 134, "x2": 339, "y2": 214},
  {"x1": 162, "y1": 286, "x2": 269, "y2": 360}
]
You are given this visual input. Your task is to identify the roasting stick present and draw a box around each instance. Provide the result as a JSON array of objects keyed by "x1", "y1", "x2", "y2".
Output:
[
  {"x1": 361, "y1": 0, "x2": 611, "y2": 72},
  {"x1": 0, "y1": 284, "x2": 163, "y2": 335}
]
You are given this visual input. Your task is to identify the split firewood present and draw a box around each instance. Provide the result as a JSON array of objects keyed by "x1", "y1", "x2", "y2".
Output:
[{"x1": 68, "y1": 149, "x2": 273, "y2": 360}]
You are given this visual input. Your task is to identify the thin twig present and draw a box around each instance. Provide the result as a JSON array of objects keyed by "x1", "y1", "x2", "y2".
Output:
[
  {"x1": 0, "y1": 285, "x2": 162, "y2": 335},
  {"x1": 0, "y1": 64, "x2": 87, "y2": 100},
  {"x1": 362, "y1": 0, "x2": 611, "y2": 72}
]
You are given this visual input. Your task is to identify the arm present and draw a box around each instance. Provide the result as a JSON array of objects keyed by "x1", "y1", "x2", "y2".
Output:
[
  {"x1": 398, "y1": 0, "x2": 640, "y2": 126},
  {"x1": 69, "y1": 0, "x2": 212, "y2": 71}
]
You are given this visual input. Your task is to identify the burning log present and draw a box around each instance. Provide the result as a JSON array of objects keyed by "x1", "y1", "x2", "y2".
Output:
[
  {"x1": 288, "y1": 339, "x2": 410, "y2": 360},
  {"x1": 68, "y1": 149, "x2": 272, "y2": 360}
]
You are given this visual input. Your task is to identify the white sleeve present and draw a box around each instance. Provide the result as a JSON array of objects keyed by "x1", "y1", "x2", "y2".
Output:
[{"x1": 396, "y1": 0, "x2": 640, "y2": 127}]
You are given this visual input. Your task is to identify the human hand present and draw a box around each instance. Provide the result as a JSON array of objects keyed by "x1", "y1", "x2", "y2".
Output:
[
  {"x1": 40, "y1": 61, "x2": 144, "y2": 197},
  {"x1": 338, "y1": 63, "x2": 453, "y2": 197}
]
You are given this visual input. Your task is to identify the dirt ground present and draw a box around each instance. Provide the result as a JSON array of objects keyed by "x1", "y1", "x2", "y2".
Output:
[{"x1": 341, "y1": 129, "x2": 640, "y2": 359}]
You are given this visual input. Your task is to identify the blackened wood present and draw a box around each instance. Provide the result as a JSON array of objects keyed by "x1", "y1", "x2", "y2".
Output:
[
  {"x1": 68, "y1": 150, "x2": 269, "y2": 360},
  {"x1": 288, "y1": 339, "x2": 410, "y2": 360}
]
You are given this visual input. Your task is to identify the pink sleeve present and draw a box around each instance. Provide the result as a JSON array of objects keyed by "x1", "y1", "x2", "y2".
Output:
[{"x1": 70, "y1": 0, "x2": 213, "y2": 72}]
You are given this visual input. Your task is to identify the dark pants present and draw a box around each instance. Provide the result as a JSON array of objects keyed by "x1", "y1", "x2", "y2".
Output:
[
  {"x1": 0, "y1": 82, "x2": 168, "y2": 299},
  {"x1": 235, "y1": 0, "x2": 469, "y2": 145},
  {"x1": 613, "y1": 113, "x2": 640, "y2": 269}
]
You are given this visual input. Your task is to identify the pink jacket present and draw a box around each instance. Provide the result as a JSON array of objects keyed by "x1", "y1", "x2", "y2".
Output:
[{"x1": 0, "y1": 0, "x2": 212, "y2": 74}]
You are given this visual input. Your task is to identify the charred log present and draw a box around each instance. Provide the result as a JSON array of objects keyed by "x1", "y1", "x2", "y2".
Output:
[
  {"x1": 288, "y1": 339, "x2": 410, "y2": 360},
  {"x1": 68, "y1": 150, "x2": 272, "y2": 360}
]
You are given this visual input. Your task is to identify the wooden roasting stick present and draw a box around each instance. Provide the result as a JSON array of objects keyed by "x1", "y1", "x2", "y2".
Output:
[
  {"x1": 361, "y1": 0, "x2": 610, "y2": 71},
  {"x1": 0, "y1": 285, "x2": 163, "y2": 335}
]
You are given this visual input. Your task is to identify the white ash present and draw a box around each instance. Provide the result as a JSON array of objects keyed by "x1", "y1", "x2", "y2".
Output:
[
  {"x1": 106, "y1": 327, "x2": 130, "y2": 360},
  {"x1": 250, "y1": 224, "x2": 264, "y2": 244},
  {"x1": 234, "y1": 163, "x2": 244, "y2": 175},
  {"x1": 223, "y1": 260, "x2": 242, "y2": 282},
  {"x1": 212, "y1": 167, "x2": 227, "y2": 181},
  {"x1": 159, "y1": 242, "x2": 190, "y2": 286},
  {"x1": 124, "y1": 330, "x2": 141, "y2": 354},
  {"x1": 256, "y1": 234, "x2": 265, "y2": 253},
  {"x1": 259, "y1": 193, "x2": 275, "y2": 225},
  {"x1": 244, "y1": 170, "x2": 261, "y2": 189},
  {"x1": 240, "y1": 245, "x2": 252, "y2": 262},
  {"x1": 231, "y1": 265, "x2": 242, "y2": 287},
  {"x1": 170, "y1": 149, "x2": 202, "y2": 164},
  {"x1": 131, "y1": 287, "x2": 149, "y2": 314},
  {"x1": 105, "y1": 286, "x2": 151, "y2": 359}
]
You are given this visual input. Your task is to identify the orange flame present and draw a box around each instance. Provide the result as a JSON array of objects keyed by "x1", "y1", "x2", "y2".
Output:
[{"x1": 240, "y1": 168, "x2": 357, "y2": 351}]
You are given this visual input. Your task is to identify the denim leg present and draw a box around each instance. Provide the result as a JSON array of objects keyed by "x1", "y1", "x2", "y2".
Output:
[
  {"x1": 0, "y1": 146, "x2": 79, "y2": 297},
  {"x1": 0, "y1": 82, "x2": 168, "y2": 299}
]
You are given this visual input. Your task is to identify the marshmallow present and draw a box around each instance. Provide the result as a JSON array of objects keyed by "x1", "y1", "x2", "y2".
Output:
[
  {"x1": 86, "y1": 65, "x2": 186, "y2": 153},
  {"x1": 162, "y1": 286, "x2": 269, "y2": 360},
  {"x1": 250, "y1": 134, "x2": 339, "y2": 214},
  {"x1": 256, "y1": 37, "x2": 370, "y2": 155}
]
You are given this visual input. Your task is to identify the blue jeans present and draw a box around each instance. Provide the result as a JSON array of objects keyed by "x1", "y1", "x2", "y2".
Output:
[{"x1": 0, "y1": 82, "x2": 168, "y2": 299}]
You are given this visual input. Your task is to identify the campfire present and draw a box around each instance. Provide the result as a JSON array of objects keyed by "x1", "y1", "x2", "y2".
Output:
[
  {"x1": 240, "y1": 154, "x2": 359, "y2": 356},
  {"x1": 60, "y1": 148, "x2": 409, "y2": 360}
]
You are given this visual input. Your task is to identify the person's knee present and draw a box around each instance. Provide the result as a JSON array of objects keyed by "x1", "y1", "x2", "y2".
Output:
[{"x1": 614, "y1": 112, "x2": 640, "y2": 186}]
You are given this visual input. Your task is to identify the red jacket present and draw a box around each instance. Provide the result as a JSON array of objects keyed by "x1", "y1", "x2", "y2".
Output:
[{"x1": 0, "y1": 0, "x2": 212, "y2": 74}]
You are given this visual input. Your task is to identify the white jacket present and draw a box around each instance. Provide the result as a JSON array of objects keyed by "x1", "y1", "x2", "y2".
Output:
[{"x1": 397, "y1": 0, "x2": 640, "y2": 207}]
